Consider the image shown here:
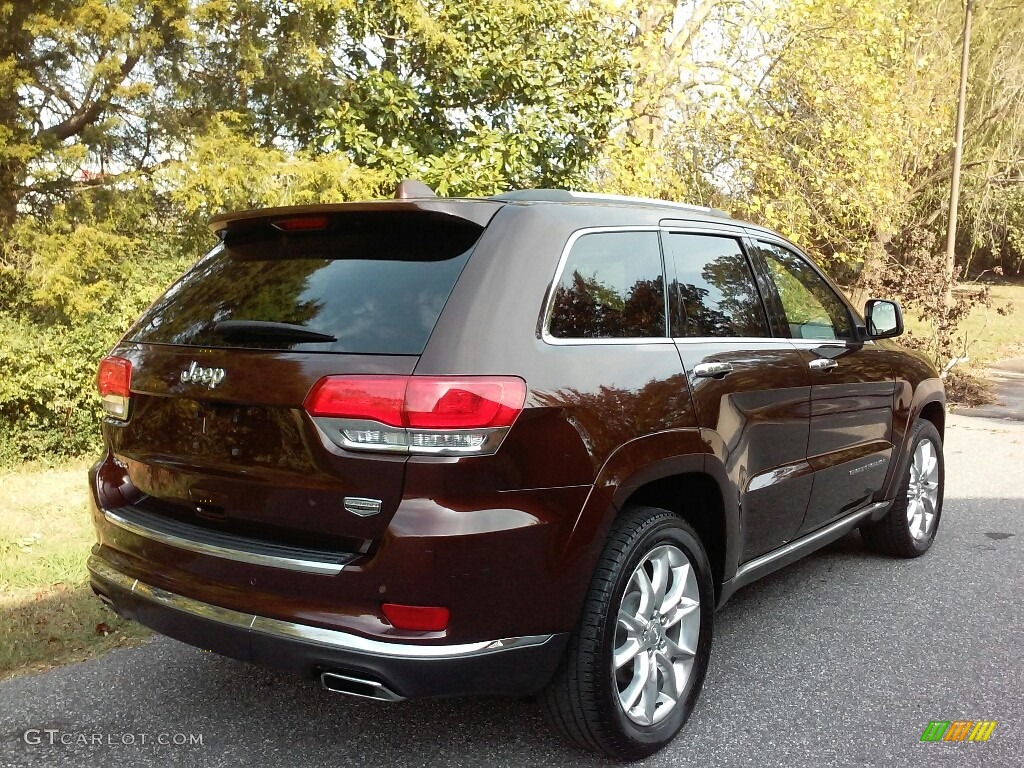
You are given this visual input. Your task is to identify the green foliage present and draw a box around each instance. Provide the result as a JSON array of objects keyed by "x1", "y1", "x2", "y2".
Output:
[
  {"x1": 0, "y1": 316, "x2": 111, "y2": 464},
  {"x1": 0, "y1": 195, "x2": 190, "y2": 464},
  {"x1": 318, "y1": 0, "x2": 628, "y2": 192}
]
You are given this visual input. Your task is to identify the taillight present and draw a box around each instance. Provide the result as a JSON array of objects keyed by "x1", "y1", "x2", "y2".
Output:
[
  {"x1": 304, "y1": 377, "x2": 406, "y2": 426},
  {"x1": 303, "y1": 375, "x2": 527, "y2": 456},
  {"x1": 97, "y1": 356, "x2": 132, "y2": 420}
]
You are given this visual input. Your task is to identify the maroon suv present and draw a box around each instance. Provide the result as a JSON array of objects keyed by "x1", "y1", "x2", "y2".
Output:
[{"x1": 88, "y1": 186, "x2": 945, "y2": 758}]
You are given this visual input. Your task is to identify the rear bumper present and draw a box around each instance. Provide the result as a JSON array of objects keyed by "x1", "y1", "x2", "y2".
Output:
[{"x1": 88, "y1": 552, "x2": 568, "y2": 699}]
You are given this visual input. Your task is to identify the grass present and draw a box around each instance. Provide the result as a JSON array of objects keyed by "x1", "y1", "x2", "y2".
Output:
[
  {"x1": 0, "y1": 460, "x2": 149, "y2": 681},
  {"x1": 904, "y1": 282, "x2": 1024, "y2": 366},
  {"x1": 956, "y1": 282, "x2": 1024, "y2": 364}
]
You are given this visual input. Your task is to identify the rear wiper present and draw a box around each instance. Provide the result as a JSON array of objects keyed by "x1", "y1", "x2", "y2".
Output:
[{"x1": 213, "y1": 320, "x2": 337, "y2": 343}]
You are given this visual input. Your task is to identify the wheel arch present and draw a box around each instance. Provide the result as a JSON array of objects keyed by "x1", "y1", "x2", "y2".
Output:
[
  {"x1": 616, "y1": 470, "x2": 732, "y2": 604},
  {"x1": 882, "y1": 378, "x2": 946, "y2": 500},
  {"x1": 592, "y1": 435, "x2": 739, "y2": 597},
  {"x1": 918, "y1": 399, "x2": 945, "y2": 441}
]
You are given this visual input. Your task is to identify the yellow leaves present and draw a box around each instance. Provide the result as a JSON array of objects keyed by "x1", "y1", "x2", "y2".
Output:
[
  {"x1": 18, "y1": 213, "x2": 139, "y2": 323},
  {"x1": 162, "y1": 118, "x2": 389, "y2": 224}
]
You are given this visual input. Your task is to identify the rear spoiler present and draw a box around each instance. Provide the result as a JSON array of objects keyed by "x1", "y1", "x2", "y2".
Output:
[{"x1": 208, "y1": 199, "x2": 504, "y2": 237}]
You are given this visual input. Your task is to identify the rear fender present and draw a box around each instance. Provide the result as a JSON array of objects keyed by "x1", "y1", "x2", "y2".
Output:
[{"x1": 559, "y1": 429, "x2": 740, "y2": 593}]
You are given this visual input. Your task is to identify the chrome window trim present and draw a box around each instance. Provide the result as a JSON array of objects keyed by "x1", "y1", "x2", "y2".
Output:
[
  {"x1": 671, "y1": 336, "x2": 789, "y2": 346},
  {"x1": 88, "y1": 555, "x2": 553, "y2": 659},
  {"x1": 103, "y1": 509, "x2": 347, "y2": 576},
  {"x1": 658, "y1": 220, "x2": 745, "y2": 236}
]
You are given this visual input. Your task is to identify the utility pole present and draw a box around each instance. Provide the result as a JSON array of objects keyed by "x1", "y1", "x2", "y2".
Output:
[{"x1": 944, "y1": 0, "x2": 975, "y2": 310}]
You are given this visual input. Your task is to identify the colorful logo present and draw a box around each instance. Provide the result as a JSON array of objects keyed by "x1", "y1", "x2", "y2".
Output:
[{"x1": 920, "y1": 720, "x2": 997, "y2": 742}]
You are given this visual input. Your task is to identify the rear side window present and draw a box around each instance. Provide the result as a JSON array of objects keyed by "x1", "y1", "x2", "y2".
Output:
[
  {"x1": 548, "y1": 231, "x2": 666, "y2": 339},
  {"x1": 128, "y1": 212, "x2": 482, "y2": 355},
  {"x1": 662, "y1": 234, "x2": 770, "y2": 338}
]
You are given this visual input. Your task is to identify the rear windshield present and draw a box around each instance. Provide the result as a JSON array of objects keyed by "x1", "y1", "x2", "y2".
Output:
[{"x1": 128, "y1": 211, "x2": 483, "y2": 355}]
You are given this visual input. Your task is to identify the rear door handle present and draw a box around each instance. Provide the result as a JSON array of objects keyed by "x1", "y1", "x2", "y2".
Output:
[
  {"x1": 693, "y1": 362, "x2": 734, "y2": 378},
  {"x1": 808, "y1": 358, "x2": 838, "y2": 372}
]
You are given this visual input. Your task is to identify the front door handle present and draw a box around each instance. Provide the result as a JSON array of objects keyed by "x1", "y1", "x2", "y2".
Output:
[
  {"x1": 808, "y1": 358, "x2": 838, "y2": 372},
  {"x1": 693, "y1": 361, "x2": 734, "y2": 378}
]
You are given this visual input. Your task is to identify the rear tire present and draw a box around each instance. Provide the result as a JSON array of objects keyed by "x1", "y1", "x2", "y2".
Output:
[
  {"x1": 862, "y1": 419, "x2": 944, "y2": 558},
  {"x1": 542, "y1": 506, "x2": 714, "y2": 759}
]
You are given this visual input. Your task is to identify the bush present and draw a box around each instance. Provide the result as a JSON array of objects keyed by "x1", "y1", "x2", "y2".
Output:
[
  {"x1": 0, "y1": 202, "x2": 194, "y2": 468},
  {"x1": 0, "y1": 316, "x2": 117, "y2": 465}
]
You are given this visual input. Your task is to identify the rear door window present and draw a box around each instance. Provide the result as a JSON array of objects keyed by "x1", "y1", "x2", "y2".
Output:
[
  {"x1": 128, "y1": 211, "x2": 483, "y2": 355},
  {"x1": 662, "y1": 233, "x2": 771, "y2": 338},
  {"x1": 547, "y1": 231, "x2": 666, "y2": 339}
]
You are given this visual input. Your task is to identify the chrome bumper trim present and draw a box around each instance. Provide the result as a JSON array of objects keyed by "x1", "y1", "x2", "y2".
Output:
[
  {"x1": 103, "y1": 509, "x2": 346, "y2": 576},
  {"x1": 87, "y1": 554, "x2": 553, "y2": 659}
]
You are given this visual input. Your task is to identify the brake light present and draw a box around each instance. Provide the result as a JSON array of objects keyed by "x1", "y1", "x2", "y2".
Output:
[
  {"x1": 303, "y1": 375, "x2": 527, "y2": 456},
  {"x1": 381, "y1": 603, "x2": 450, "y2": 632},
  {"x1": 97, "y1": 356, "x2": 132, "y2": 420},
  {"x1": 271, "y1": 216, "x2": 329, "y2": 231}
]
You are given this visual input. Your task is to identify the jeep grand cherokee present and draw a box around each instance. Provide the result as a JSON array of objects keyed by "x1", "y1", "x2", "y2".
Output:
[{"x1": 88, "y1": 184, "x2": 945, "y2": 759}]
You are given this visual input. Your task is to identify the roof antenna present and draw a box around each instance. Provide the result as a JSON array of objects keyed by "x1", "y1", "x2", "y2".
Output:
[{"x1": 394, "y1": 179, "x2": 438, "y2": 199}]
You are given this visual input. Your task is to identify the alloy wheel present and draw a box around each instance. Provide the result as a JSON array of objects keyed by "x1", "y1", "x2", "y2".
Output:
[
  {"x1": 613, "y1": 544, "x2": 701, "y2": 726},
  {"x1": 907, "y1": 437, "x2": 940, "y2": 541}
]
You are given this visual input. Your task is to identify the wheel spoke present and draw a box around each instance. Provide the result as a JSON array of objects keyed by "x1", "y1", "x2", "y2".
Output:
[
  {"x1": 923, "y1": 441, "x2": 936, "y2": 471},
  {"x1": 651, "y1": 550, "x2": 669, "y2": 608},
  {"x1": 634, "y1": 567, "x2": 656, "y2": 621},
  {"x1": 665, "y1": 632, "x2": 696, "y2": 661},
  {"x1": 619, "y1": 652, "x2": 648, "y2": 712},
  {"x1": 921, "y1": 496, "x2": 936, "y2": 532},
  {"x1": 923, "y1": 454, "x2": 937, "y2": 479},
  {"x1": 662, "y1": 596, "x2": 698, "y2": 630},
  {"x1": 642, "y1": 656, "x2": 659, "y2": 724},
  {"x1": 614, "y1": 609, "x2": 645, "y2": 671},
  {"x1": 614, "y1": 637, "x2": 643, "y2": 670},
  {"x1": 618, "y1": 607, "x2": 644, "y2": 635},
  {"x1": 915, "y1": 505, "x2": 930, "y2": 537},
  {"x1": 906, "y1": 497, "x2": 918, "y2": 524},
  {"x1": 660, "y1": 562, "x2": 689, "y2": 616},
  {"x1": 654, "y1": 651, "x2": 681, "y2": 699}
]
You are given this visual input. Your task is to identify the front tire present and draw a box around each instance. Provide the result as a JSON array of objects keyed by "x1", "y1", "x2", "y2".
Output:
[
  {"x1": 862, "y1": 419, "x2": 944, "y2": 558},
  {"x1": 542, "y1": 506, "x2": 714, "y2": 759}
]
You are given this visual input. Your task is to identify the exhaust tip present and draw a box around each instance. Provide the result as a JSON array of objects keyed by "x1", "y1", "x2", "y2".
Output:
[{"x1": 320, "y1": 671, "x2": 405, "y2": 702}]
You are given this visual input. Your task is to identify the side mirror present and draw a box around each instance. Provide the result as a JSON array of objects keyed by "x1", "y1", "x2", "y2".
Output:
[{"x1": 864, "y1": 299, "x2": 904, "y2": 339}]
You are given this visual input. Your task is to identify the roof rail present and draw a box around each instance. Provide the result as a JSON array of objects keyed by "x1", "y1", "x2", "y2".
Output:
[{"x1": 491, "y1": 189, "x2": 730, "y2": 218}]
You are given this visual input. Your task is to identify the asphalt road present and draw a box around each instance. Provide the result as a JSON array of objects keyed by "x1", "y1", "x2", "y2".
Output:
[{"x1": 2, "y1": 410, "x2": 1022, "y2": 768}]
